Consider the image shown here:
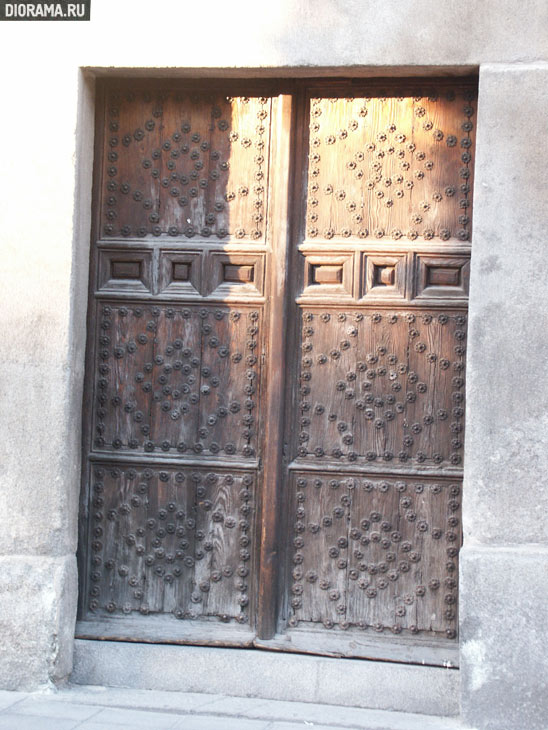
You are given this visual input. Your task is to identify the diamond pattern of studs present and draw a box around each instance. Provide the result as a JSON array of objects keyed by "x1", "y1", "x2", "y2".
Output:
[
  {"x1": 103, "y1": 91, "x2": 270, "y2": 241},
  {"x1": 94, "y1": 304, "x2": 261, "y2": 459},
  {"x1": 296, "y1": 309, "x2": 466, "y2": 467},
  {"x1": 288, "y1": 472, "x2": 460, "y2": 638},
  {"x1": 306, "y1": 87, "x2": 476, "y2": 242},
  {"x1": 88, "y1": 464, "x2": 255, "y2": 623}
]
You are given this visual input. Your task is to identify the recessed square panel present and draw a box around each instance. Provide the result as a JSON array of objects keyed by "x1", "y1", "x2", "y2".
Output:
[
  {"x1": 224, "y1": 263, "x2": 255, "y2": 283},
  {"x1": 311, "y1": 264, "x2": 343, "y2": 285},
  {"x1": 209, "y1": 253, "x2": 265, "y2": 298},
  {"x1": 159, "y1": 251, "x2": 202, "y2": 296},
  {"x1": 98, "y1": 249, "x2": 152, "y2": 293},
  {"x1": 172, "y1": 262, "x2": 190, "y2": 281},
  {"x1": 111, "y1": 260, "x2": 141, "y2": 279},
  {"x1": 361, "y1": 253, "x2": 407, "y2": 299},
  {"x1": 415, "y1": 255, "x2": 470, "y2": 299},
  {"x1": 374, "y1": 265, "x2": 395, "y2": 286},
  {"x1": 302, "y1": 253, "x2": 354, "y2": 299}
]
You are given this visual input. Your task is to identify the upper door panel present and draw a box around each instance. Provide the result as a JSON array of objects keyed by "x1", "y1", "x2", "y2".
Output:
[
  {"x1": 100, "y1": 85, "x2": 272, "y2": 244},
  {"x1": 303, "y1": 84, "x2": 475, "y2": 246}
]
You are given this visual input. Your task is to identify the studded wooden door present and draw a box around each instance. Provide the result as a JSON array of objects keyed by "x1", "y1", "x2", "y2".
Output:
[
  {"x1": 78, "y1": 78, "x2": 475, "y2": 665},
  {"x1": 77, "y1": 80, "x2": 293, "y2": 647}
]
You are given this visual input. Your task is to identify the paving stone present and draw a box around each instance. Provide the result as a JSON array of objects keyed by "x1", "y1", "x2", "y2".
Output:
[
  {"x1": 56, "y1": 685, "x2": 222, "y2": 713},
  {"x1": 8, "y1": 696, "x2": 101, "y2": 721},
  {"x1": 237, "y1": 698, "x2": 464, "y2": 728},
  {"x1": 79, "y1": 725, "x2": 159, "y2": 730},
  {"x1": 170, "y1": 715, "x2": 270, "y2": 730},
  {"x1": 0, "y1": 688, "x2": 473, "y2": 730},
  {"x1": 0, "y1": 691, "x2": 27, "y2": 712},
  {"x1": 194, "y1": 695, "x2": 273, "y2": 716},
  {"x1": 82, "y1": 706, "x2": 180, "y2": 728},
  {"x1": 0, "y1": 714, "x2": 79, "y2": 730}
]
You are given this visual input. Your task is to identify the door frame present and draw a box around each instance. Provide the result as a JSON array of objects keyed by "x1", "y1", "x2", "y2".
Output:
[{"x1": 76, "y1": 75, "x2": 476, "y2": 669}]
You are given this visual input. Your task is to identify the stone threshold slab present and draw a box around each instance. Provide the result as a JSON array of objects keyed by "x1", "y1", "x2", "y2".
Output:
[{"x1": 72, "y1": 639, "x2": 460, "y2": 717}]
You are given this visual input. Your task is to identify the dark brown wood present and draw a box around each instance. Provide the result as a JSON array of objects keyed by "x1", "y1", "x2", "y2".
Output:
[
  {"x1": 79, "y1": 77, "x2": 476, "y2": 663},
  {"x1": 76, "y1": 617, "x2": 254, "y2": 647},
  {"x1": 256, "y1": 95, "x2": 294, "y2": 639},
  {"x1": 79, "y1": 82, "x2": 282, "y2": 637},
  {"x1": 277, "y1": 80, "x2": 475, "y2": 650}
]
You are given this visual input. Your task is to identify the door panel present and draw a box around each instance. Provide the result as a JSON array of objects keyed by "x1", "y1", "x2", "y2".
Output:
[
  {"x1": 302, "y1": 88, "x2": 474, "y2": 244},
  {"x1": 78, "y1": 81, "x2": 289, "y2": 642},
  {"x1": 291, "y1": 307, "x2": 466, "y2": 467},
  {"x1": 99, "y1": 88, "x2": 271, "y2": 243},
  {"x1": 86, "y1": 462, "x2": 256, "y2": 622},
  {"x1": 276, "y1": 82, "x2": 474, "y2": 662},
  {"x1": 79, "y1": 78, "x2": 475, "y2": 663},
  {"x1": 91, "y1": 301, "x2": 263, "y2": 460}
]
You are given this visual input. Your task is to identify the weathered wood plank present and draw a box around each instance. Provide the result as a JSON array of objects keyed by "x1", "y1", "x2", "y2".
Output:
[
  {"x1": 255, "y1": 628, "x2": 459, "y2": 667},
  {"x1": 256, "y1": 95, "x2": 294, "y2": 639}
]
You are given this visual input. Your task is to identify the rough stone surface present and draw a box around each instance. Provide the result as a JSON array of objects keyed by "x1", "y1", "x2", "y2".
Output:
[
  {"x1": 0, "y1": 68, "x2": 93, "y2": 560},
  {"x1": 460, "y1": 546, "x2": 548, "y2": 730},
  {"x1": 464, "y1": 64, "x2": 548, "y2": 546},
  {"x1": 1, "y1": 0, "x2": 547, "y2": 69},
  {"x1": 72, "y1": 640, "x2": 459, "y2": 716},
  {"x1": 0, "y1": 66, "x2": 94, "y2": 688},
  {"x1": 0, "y1": 556, "x2": 78, "y2": 690}
]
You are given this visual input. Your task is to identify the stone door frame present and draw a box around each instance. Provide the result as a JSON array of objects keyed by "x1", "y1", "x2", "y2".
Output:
[{"x1": 29, "y1": 63, "x2": 547, "y2": 730}]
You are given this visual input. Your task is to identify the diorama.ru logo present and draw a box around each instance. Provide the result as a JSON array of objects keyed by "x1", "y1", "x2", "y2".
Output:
[{"x1": 0, "y1": 1, "x2": 91, "y2": 20}]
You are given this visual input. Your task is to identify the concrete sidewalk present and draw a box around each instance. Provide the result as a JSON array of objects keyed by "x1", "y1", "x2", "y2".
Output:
[{"x1": 0, "y1": 685, "x2": 471, "y2": 730}]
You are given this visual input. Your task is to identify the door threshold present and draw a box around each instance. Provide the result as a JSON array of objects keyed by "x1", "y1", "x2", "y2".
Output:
[
  {"x1": 76, "y1": 617, "x2": 458, "y2": 668},
  {"x1": 76, "y1": 617, "x2": 254, "y2": 648},
  {"x1": 72, "y1": 638, "x2": 460, "y2": 716},
  {"x1": 255, "y1": 628, "x2": 458, "y2": 668}
]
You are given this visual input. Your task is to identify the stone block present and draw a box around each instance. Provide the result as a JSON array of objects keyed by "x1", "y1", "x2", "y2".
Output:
[
  {"x1": 72, "y1": 640, "x2": 459, "y2": 715},
  {"x1": 464, "y1": 64, "x2": 548, "y2": 545},
  {"x1": 0, "y1": 556, "x2": 77, "y2": 690},
  {"x1": 72, "y1": 642, "x2": 320, "y2": 703},
  {"x1": 314, "y1": 656, "x2": 459, "y2": 716},
  {"x1": 0, "y1": 71, "x2": 93, "y2": 560},
  {"x1": 0, "y1": 2, "x2": 545, "y2": 79},
  {"x1": 460, "y1": 546, "x2": 548, "y2": 729},
  {"x1": 0, "y1": 363, "x2": 83, "y2": 557},
  {"x1": 6, "y1": 0, "x2": 548, "y2": 69}
]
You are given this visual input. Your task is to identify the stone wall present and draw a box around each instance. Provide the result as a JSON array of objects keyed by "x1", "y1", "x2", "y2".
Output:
[
  {"x1": 0, "y1": 1, "x2": 546, "y2": 727},
  {"x1": 460, "y1": 64, "x2": 548, "y2": 730}
]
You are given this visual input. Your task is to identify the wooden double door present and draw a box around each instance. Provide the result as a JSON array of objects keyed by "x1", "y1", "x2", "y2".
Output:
[{"x1": 78, "y1": 78, "x2": 476, "y2": 665}]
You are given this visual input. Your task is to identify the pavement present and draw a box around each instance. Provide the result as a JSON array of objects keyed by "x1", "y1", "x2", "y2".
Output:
[{"x1": 0, "y1": 685, "x2": 471, "y2": 730}]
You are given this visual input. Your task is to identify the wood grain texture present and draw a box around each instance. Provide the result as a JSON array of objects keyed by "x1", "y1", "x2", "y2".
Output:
[
  {"x1": 256, "y1": 95, "x2": 294, "y2": 639},
  {"x1": 278, "y1": 80, "x2": 474, "y2": 649},
  {"x1": 101, "y1": 87, "x2": 271, "y2": 242},
  {"x1": 79, "y1": 82, "x2": 277, "y2": 636},
  {"x1": 293, "y1": 308, "x2": 466, "y2": 468},
  {"x1": 255, "y1": 629, "x2": 459, "y2": 666},
  {"x1": 80, "y1": 78, "x2": 475, "y2": 660},
  {"x1": 286, "y1": 471, "x2": 460, "y2": 639},
  {"x1": 83, "y1": 462, "x2": 256, "y2": 624},
  {"x1": 305, "y1": 86, "x2": 475, "y2": 244},
  {"x1": 91, "y1": 302, "x2": 262, "y2": 460}
]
